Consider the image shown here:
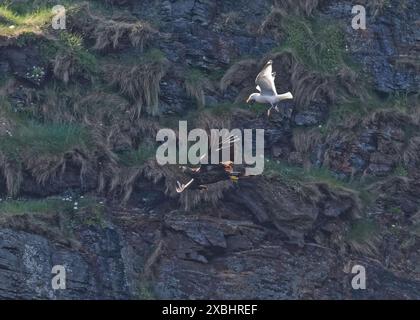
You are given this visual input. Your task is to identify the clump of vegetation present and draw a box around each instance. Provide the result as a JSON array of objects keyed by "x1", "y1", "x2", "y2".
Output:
[
  {"x1": 25, "y1": 65, "x2": 46, "y2": 85},
  {"x1": 105, "y1": 49, "x2": 169, "y2": 117},
  {"x1": 346, "y1": 218, "x2": 381, "y2": 256},
  {"x1": 274, "y1": 16, "x2": 346, "y2": 74},
  {"x1": 263, "y1": 158, "x2": 382, "y2": 212},
  {"x1": 101, "y1": 142, "x2": 156, "y2": 203},
  {"x1": 327, "y1": 90, "x2": 417, "y2": 130},
  {"x1": 0, "y1": 121, "x2": 90, "y2": 196},
  {"x1": 51, "y1": 32, "x2": 98, "y2": 84},
  {"x1": 69, "y1": 196, "x2": 106, "y2": 227},
  {"x1": 264, "y1": 159, "x2": 350, "y2": 189},
  {"x1": 0, "y1": 195, "x2": 106, "y2": 229},
  {"x1": 118, "y1": 144, "x2": 155, "y2": 167},
  {"x1": 93, "y1": 19, "x2": 157, "y2": 51},
  {"x1": 292, "y1": 127, "x2": 323, "y2": 168},
  {"x1": 184, "y1": 68, "x2": 213, "y2": 109},
  {"x1": 0, "y1": 198, "x2": 69, "y2": 216},
  {"x1": 67, "y1": 2, "x2": 157, "y2": 52},
  {"x1": 73, "y1": 91, "x2": 130, "y2": 124},
  {"x1": 393, "y1": 164, "x2": 408, "y2": 177},
  {"x1": 0, "y1": 5, "x2": 52, "y2": 37},
  {"x1": 261, "y1": 5, "x2": 348, "y2": 74},
  {"x1": 0, "y1": 122, "x2": 89, "y2": 158}
]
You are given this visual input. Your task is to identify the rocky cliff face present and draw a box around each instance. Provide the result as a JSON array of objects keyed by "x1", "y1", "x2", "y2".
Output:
[{"x1": 0, "y1": 0, "x2": 419, "y2": 299}]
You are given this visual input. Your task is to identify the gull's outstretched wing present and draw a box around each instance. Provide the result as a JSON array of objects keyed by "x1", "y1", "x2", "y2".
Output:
[{"x1": 255, "y1": 60, "x2": 277, "y2": 96}]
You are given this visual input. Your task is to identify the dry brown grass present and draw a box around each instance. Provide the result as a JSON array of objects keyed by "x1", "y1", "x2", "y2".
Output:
[
  {"x1": 109, "y1": 166, "x2": 143, "y2": 203},
  {"x1": 73, "y1": 92, "x2": 130, "y2": 124},
  {"x1": 259, "y1": 7, "x2": 288, "y2": 40},
  {"x1": 363, "y1": 108, "x2": 412, "y2": 127},
  {"x1": 0, "y1": 154, "x2": 23, "y2": 197},
  {"x1": 289, "y1": 59, "x2": 334, "y2": 108},
  {"x1": 105, "y1": 58, "x2": 169, "y2": 117},
  {"x1": 93, "y1": 20, "x2": 157, "y2": 51},
  {"x1": 53, "y1": 52, "x2": 75, "y2": 84},
  {"x1": 33, "y1": 84, "x2": 135, "y2": 129},
  {"x1": 68, "y1": 2, "x2": 157, "y2": 52},
  {"x1": 347, "y1": 230, "x2": 382, "y2": 256},
  {"x1": 0, "y1": 147, "x2": 94, "y2": 197},
  {"x1": 292, "y1": 128, "x2": 323, "y2": 169}
]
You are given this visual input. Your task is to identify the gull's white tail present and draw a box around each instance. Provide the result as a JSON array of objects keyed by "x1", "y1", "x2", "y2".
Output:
[{"x1": 277, "y1": 92, "x2": 293, "y2": 101}]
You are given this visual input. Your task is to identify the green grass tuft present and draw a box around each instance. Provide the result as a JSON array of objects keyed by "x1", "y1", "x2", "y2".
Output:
[
  {"x1": 274, "y1": 16, "x2": 347, "y2": 74},
  {"x1": 264, "y1": 160, "x2": 349, "y2": 188},
  {"x1": 0, "y1": 196, "x2": 105, "y2": 225},
  {"x1": 347, "y1": 219, "x2": 379, "y2": 240},
  {"x1": 393, "y1": 164, "x2": 408, "y2": 177},
  {"x1": 142, "y1": 48, "x2": 167, "y2": 64},
  {"x1": 0, "y1": 198, "x2": 70, "y2": 216},
  {"x1": 0, "y1": 5, "x2": 52, "y2": 36},
  {"x1": 0, "y1": 122, "x2": 90, "y2": 159},
  {"x1": 209, "y1": 102, "x2": 239, "y2": 116},
  {"x1": 346, "y1": 218, "x2": 381, "y2": 255},
  {"x1": 118, "y1": 144, "x2": 155, "y2": 167},
  {"x1": 184, "y1": 68, "x2": 213, "y2": 109}
]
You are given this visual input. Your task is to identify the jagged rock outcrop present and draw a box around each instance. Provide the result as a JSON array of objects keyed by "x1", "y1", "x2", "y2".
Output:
[
  {"x1": 0, "y1": 227, "x2": 130, "y2": 299},
  {"x1": 323, "y1": 0, "x2": 419, "y2": 93}
]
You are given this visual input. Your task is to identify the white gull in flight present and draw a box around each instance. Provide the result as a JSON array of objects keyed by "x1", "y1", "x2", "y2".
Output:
[{"x1": 246, "y1": 60, "x2": 293, "y2": 116}]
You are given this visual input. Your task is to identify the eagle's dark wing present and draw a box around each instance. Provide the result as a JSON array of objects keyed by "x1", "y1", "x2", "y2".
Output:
[{"x1": 175, "y1": 135, "x2": 240, "y2": 193}]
